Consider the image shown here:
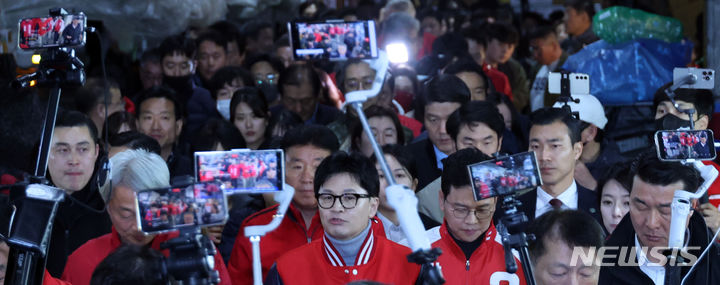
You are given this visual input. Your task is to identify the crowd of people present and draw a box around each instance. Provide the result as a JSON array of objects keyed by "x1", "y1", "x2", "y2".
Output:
[{"x1": 0, "y1": 0, "x2": 719, "y2": 284}]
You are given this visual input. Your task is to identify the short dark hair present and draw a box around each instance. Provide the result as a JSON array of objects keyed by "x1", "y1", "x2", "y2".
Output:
[
  {"x1": 196, "y1": 30, "x2": 228, "y2": 53},
  {"x1": 191, "y1": 118, "x2": 246, "y2": 152},
  {"x1": 565, "y1": 0, "x2": 596, "y2": 19},
  {"x1": 527, "y1": 26, "x2": 557, "y2": 42},
  {"x1": 158, "y1": 34, "x2": 196, "y2": 59},
  {"x1": 446, "y1": 101, "x2": 505, "y2": 143},
  {"x1": 443, "y1": 59, "x2": 491, "y2": 92},
  {"x1": 652, "y1": 82, "x2": 715, "y2": 120},
  {"x1": 243, "y1": 20, "x2": 273, "y2": 41},
  {"x1": 351, "y1": 105, "x2": 406, "y2": 151},
  {"x1": 482, "y1": 23, "x2": 519, "y2": 46},
  {"x1": 632, "y1": 151, "x2": 700, "y2": 193},
  {"x1": 135, "y1": 86, "x2": 183, "y2": 120},
  {"x1": 108, "y1": 131, "x2": 162, "y2": 156},
  {"x1": 461, "y1": 25, "x2": 487, "y2": 47},
  {"x1": 441, "y1": 148, "x2": 492, "y2": 198},
  {"x1": 243, "y1": 53, "x2": 285, "y2": 78},
  {"x1": 75, "y1": 77, "x2": 121, "y2": 115},
  {"x1": 103, "y1": 111, "x2": 137, "y2": 143},
  {"x1": 90, "y1": 245, "x2": 167, "y2": 285},
  {"x1": 280, "y1": 124, "x2": 339, "y2": 153},
  {"x1": 208, "y1": 20, "x2": 246, "y2": 55},
  {"x1": 528, "y1": 209, "x2": 605, "y2": 262},
  {"x1": 230, "y1": 86, "x2": 270, "y2": 122},
  {"x1": 268, "y1": 109, "x2": 304, "y2": 138},
  {"x1": 370, "y1": 144, "x2": 417, "y2": 180},
  {"x1": 139, "y1": 48, "x2": 162, "y2": 67},
  {"x1": 597, "y1": 162, "x2": 633, "y2": 204},
  {"x1": 278, "y1": 62, "x2": 322, "y2": 98},
  {"x1": 529, "y1": 107, "x2": 582, "y2": 145},
  {"x1": 335, "y1": 59, "x2": 371, "y2": 94},
  {"x1": 207, "y1": 66, "x2": 254, "y2": 99},
  {"x1": 431, "y1": 32, "x2": 469, "y2": 58},
  {"x1": 314, "y1": 151, "x2": 380, "y2": 197},
  {"x1": 424, "y1": 74, "x2": 471, "y2": 105},
  {"x1": 55, "y1": 110, "x2": 99, "y2": 145}
]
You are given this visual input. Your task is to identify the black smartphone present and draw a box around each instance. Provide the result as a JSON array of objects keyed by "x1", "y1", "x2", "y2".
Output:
[
  {"x1": 654, "y1": 130, "x2": 716, "y2": 161},
  {"x1": 135, "y1": 182, "x2": 228, "y2": 234},
  {"x1": 467, "y1": 151, "x2": 543, "y2": 200},
  {"x1": 288, "y1": 20, "x2": 378, "y2": 61},
  {"x1": 18, "y1": 13, "x2": 86, "y2": 50}
]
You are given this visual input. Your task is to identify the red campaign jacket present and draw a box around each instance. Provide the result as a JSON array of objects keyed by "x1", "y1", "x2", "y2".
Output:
[
  {"x1": 430, "y1": 222, "x2": 527, "y2": 285},
  {"x1": 61, "y1": 227, "x2": 231, "y2": 285},
  {"x1": 228, "y1": 203, "x2": 324, "y2": 285},
  {"x1": 703, "y1": 160, "x2": 720, "y2": 208},
  {"x1": 272, "y1": 225, "x2": 420, "y2": 284}
]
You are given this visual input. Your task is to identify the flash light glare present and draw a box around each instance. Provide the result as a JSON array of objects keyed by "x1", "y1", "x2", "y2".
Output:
[
  {"x1": 31, "y1": 54, "x2": 41, "y2": 64},
  {"x1": 386, "y1": 43, "x2": 409, "y2": 64},
  {"x1": 29, "y1": 80, "x2": 37, "y2": 87}
]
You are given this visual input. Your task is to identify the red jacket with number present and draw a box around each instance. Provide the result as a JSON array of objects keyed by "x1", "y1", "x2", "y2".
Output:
[
  {"x1": 429, "y1": 222, "x2": 527, "y2": 285},
  {"x1": 61, "y1": 227, "x2": 231, "y2": 285},
  {"x1": 268, "y1": 225, "x2": 420, "y2": 284},
  {"x1": 228, "y1": 203, "x2": 324, "y2": 284}
]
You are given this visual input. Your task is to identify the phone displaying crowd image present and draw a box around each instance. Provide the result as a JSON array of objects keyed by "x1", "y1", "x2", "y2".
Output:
[
  {"x1": 467, "y1": 151, "x2": 543, "y2": 201},
  {"x1": 288, "y1": 20, "x2": 378, "y2": 61},
  {"x1": 655, "y1": 129, "x2": 716, "y2": 161},
  {"x1": 18, "y1": 13, "x2": 86, "y2": 50},
  {"x1": 135, "y1": 182, "x2": 228, "y2": 234},
  {"x1": 195, "y1": 149, "x2": 284, "y2": 194}
]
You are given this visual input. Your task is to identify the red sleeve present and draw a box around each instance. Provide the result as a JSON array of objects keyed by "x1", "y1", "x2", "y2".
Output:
[
  {"x1": 703, "y1": 161, "x2": 720, "y2": 208},
  {"x1": 45, "y1": 270, "x2": 72, "y2": 285},
  {"x1": 213, "y1": 247, "x2": 232, "y2": 285}
]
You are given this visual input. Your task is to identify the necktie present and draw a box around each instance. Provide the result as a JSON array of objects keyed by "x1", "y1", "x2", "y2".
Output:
[{"x1": 549, "y1": 198, "x2": 563, "y2": 210}]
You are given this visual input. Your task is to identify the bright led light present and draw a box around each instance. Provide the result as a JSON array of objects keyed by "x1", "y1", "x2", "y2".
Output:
[
  {"x1": 31, "y1": 54, "x2": 41, "y2": 65},
  {"x1": 386, "y1": 43, "x2": 409, "y2": 64}
]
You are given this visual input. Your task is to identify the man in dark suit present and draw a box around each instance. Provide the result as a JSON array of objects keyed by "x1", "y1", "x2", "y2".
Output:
[
  {"x1": 694, "y1": 133, "x2": 711, "y2": 158},
  {"x1": 406, "y1": 74, "x2": 471, "y2": 190},
  {"x1": 274, "y1": 62, "x2": 341, "y2": 126},
  {"x1": 517, "y1": 107, "x2": 601, "y2": 223}
]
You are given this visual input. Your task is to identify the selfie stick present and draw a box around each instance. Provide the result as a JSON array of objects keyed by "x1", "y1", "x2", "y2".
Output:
[
  {"x1": 345, "y1": 51, "x2": 444, "y2": 284},
  {"x1": 664, "y1": 74, "x2": 699, "y2": 130},
  {"x1": 244, "y1": 183, "x2": 295, "y2": 285},
  {"x1": 663, "y1": 161, "x2": 718, "y2": 285}
]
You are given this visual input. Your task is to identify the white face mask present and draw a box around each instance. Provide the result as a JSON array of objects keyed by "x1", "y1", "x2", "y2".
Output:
[{"x1": 216, "y1": 99, "x2": 231, "y2": 121}]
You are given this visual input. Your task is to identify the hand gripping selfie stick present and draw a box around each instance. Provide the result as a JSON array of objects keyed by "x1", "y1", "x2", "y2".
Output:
[
  {"x1": 664, "y1": 161, "x2": 718, "y2": 285},
  {"x1": 345, "y1": 51, "x2": 444, "y2": 285},
  {"x1": 244, "y1": 183, "x2": 294, "y2": 285}
]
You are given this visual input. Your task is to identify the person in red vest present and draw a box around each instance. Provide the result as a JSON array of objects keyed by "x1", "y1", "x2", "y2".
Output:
[
  {"x1": 228, "y1": 125, "x2": 339, "y2": 284},
  {"x1": 424, "y1": 148, "x2": 526, "y2": 284},
  {"x1": 62, "y1": 149, "x2": 231, "y2": 285},
  {"x1": 265, "y1": 151, "x2": 421, "y2": 284}
]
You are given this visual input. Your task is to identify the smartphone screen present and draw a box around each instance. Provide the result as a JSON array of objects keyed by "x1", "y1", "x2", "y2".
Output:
[
  {"x1": 467, "y1": 151, "x2": 543, "y2": 201},
  {"x1": 195, "y1": 149, "x2": 284, "y2": 194},
  {"x1": 135, "y1": 182, "x2": 228, "y2": 234},
  {"x1": 655, "y1": 130, "x2": 716, "y2": 161},
  {"x1": 288, "y1": 20, "x2": 377, "y2": 61},
  {"x1": 18, "y1": 14, "x2": 86, "y2": 50}
]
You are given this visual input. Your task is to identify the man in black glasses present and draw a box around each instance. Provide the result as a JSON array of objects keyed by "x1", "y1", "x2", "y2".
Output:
[
  {"x1": 264, "y1": 151, "x2": 421, "y2": 284},
  {"x1": 427, "y1": 148, "x2": 526, "y2": 284}
]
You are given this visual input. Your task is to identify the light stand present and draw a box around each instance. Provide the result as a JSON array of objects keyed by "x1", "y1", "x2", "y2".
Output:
[{"x1": 345, "y1": 50, "x2": 444, "y2": 284}]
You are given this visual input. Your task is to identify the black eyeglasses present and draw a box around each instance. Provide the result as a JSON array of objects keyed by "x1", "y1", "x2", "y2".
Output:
[{"x1": 316, "y1": 193, "x2": 371, "y2": 209}]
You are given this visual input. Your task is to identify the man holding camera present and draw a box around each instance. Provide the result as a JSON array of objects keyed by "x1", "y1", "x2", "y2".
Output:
[
  {"x1": 424, "y1": 148, "x2": 526, "y2": 284},
  {"x1": 61, "y1": 149, "x2": 230, "y2": 285},
  {"x1": 517, "y1": 107, "x2": 601, "y2": 222},
  {"x1": 599, "y1": 154, "x2": 720, "y2": 284}
]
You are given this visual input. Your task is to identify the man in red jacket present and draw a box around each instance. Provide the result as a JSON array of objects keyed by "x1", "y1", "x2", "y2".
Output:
[
  {"x1": 428, "y1": 148, "x2": 526, "y2": 285},
  {"x1": 265, "y1": 151, "x2": 421, "y2": 284},
  {"x1": 228, "y1": 125, "x2": 339, "y2": 284},
  {"x1": 62, "y1": 149, "x2": 231, "y2": 285}
]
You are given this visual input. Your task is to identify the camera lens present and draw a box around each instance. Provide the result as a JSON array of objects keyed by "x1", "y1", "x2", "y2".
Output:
[{"x1": 705, "y1": 76, "x2": 711, "y2": 81}]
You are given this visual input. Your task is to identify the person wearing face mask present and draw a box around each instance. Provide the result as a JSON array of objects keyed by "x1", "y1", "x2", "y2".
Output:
[
  {"x1": 652, "y1": 83, "x2": 720, "y2": 234},
  {"x1": 157, "y1": 34, "x2": 216, "y2": 143},
  {"x1": 229, "y1": 87, "x2": 272, "y2": 150},
  {"x1": 208, "y1": 66, "x2": 254, "y2": 121}
]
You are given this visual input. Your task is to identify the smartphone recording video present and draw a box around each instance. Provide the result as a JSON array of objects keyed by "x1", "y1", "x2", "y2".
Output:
[
  {"x1": 655, "y1": 130, "x2": 716, "y2": 161},
  {"x1": 135, "y1": 182, "x2": 228, "y2": 234},
  {"x1": 18, "y1": 13, "x2": 86, "y2": 50},
  {"x1": 467, "y1": 152, "x2": 543, "y2": 201},
  {"x1": 288, "y1": 20, "x2": 377, "y2": 61},
  {"x1": 195, "y1": 149, "x2": 284, "y2": 194}
]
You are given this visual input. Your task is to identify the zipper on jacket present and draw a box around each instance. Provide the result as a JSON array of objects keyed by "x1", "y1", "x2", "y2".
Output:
[{"x1": 466, "y1": 260, "x2": 470, "y2": 271}]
